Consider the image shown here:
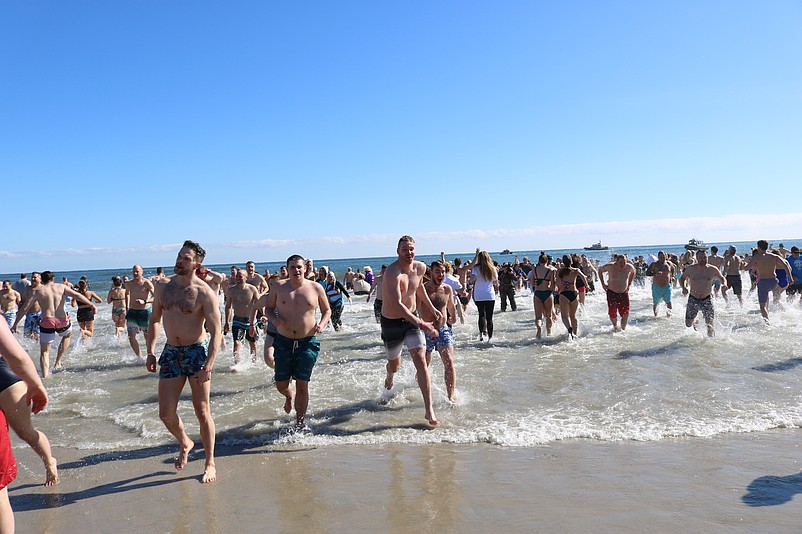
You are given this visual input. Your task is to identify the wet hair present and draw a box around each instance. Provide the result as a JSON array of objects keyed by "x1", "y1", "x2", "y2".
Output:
[
  {"x1": 78, "y1": 279, "x2": 88, "y2": 293},
  {"x1": 454, "y1": 258, "x2": 462, "y2": 267},
  {"x1": 156, "y1": 267, "x2": 164, "y2": 275},
  {"x1": 286, "y1": 254, "x2": 305, "y2": 266},
  {"x1": 2, "y1": 280, "x2": 9, "y2": 286},
  {"x1": 757, "y1": 240, "x2": 769, "y2": 251},
  {"x1": 538, "y1": 253, "x2": 549, "y2": 265},
  {"x1": 430, "y1": 260, "x2": 445, "y2": 270},
  {"x1": 710, "y1": 246, "x2": 718, "y2": 254},
  {"x1": 112, "y1": 276, "x2": 122, "y2": 287},
  {"x1": 41, "y1": 271, "x2": 54, "y2": 284},
  {"x1": 182, "y1": 240, "x2": 206, "y2": 262}
]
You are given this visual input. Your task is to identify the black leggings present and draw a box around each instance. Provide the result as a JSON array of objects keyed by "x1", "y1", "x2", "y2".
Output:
[{"x1": 475, "y1": 300, "x2": 495, "y2": 339}]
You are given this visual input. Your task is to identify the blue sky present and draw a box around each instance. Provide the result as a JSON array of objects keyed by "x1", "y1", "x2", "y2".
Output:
[{"x1": 1, "y1": 1, "x2": 800, "y2": 272}]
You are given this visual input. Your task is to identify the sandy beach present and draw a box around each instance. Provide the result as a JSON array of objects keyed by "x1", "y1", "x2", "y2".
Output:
[{"x1": 8, "y1": 429, "x2": 802, "y2": 533}]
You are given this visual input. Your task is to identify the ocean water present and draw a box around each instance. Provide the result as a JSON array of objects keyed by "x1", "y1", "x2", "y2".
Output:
[{"x1": 6, "y1": 240, "x2": 802, "y2": 451}]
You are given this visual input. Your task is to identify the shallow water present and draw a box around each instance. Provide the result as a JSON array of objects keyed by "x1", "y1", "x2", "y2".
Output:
[{"x1": 14, "y1": 270, "x2": 802, "y2": 452}]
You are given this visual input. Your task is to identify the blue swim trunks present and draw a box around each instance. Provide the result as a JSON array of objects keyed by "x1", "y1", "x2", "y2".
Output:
[
  {"x1": 158, "y1": 341, "x2": 208, "y2": 379},
  {"x1": 126, "y1": 308, "x2": 151, "y2": 332},
  {"x1": 24, "y1": 311, "x2": 41, "y2": 336},
  {"x1": 425, "y1": 325, "x2": 455, "y2": 353},
  {"x1": 273, "y1": 334, "x2": 320, "y2": 382},
  {"x1": 651, "y1": 283, "x2": 672, "y2": 305}
]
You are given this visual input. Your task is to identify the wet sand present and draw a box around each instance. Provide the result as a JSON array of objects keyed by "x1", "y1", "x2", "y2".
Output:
[{"x1": 10, "y1": 430, "x2": 802, "y2": 533}]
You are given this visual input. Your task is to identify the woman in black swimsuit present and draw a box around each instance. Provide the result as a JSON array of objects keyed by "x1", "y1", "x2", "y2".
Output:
[
  {"x1": 528, "y1": 253, "x2": 556, "y2": 340},
  {"x1": 557, "y1": 255, "x2": 588, "y2": 339},
  {"x1": 75, "y1": 280, "x2": 102, "y2": 339}
]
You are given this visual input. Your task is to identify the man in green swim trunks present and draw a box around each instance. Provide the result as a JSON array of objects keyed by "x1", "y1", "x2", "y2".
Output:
[
  {"x1": 125, "y1": 265, "x2": 155, "y2": 364},
  {"x1": 146, "y1": 240, "x2": 222, "y2": 484},
  {"x1": 265, "y1": 254, "x2": 330, "y2": 428}
]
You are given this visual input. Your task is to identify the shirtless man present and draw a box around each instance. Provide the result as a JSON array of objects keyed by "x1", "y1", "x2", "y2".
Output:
[
  {"x1": 0, "y1": 282, "x2": 21, "y2": 328},
  {"x1": 743, "y1": 240, "x2": 794, "y2": 322},
  {"x1": 420, "y1": 261, "x2": 457, "y2": 402},
  {"x1": 225, "y1": 269, "x2": 260, "y2": 367},
  {"x1": 150, "y1": 267, "x2": 167, "y2": 282},
  {"x1": 680, "y1": 250, "x2": 727, "y2": 337},
  {"x1": 125, "y1": 265, "x2": 155, "y2": 363},
  {"x1": 646, "y1": 251, "x2": 674, "y2": 316},
  {"x1": 597, "y1": 255, "x2": 636, "y2": 332},
  {"x1": 344, "y1": 267, "x2": 355, "y2": 290},
  {"x1": 264, "y1": 255, "x2": 331, "y2": 428},
  {"x1": 381, "y1": 236, "x2": 442, "y2": 425},
  {"x1": 721, "y1": 246, "x2": 744, "y2": 306},
  {"x1": 145, "y1": 240, "x2": 222, "y2": 484},
  {"x1": 20, "y1": 272, "x2": 42, "y2": 341},
  {"x1": 245, "y1": 261, "x2": 268, "y2": 293},
  {"x1": 250, "y1": 274, "x2": 280, "y2": 369},
  {"x1": 12, "y1": 271, "x2": 96, "y2": 377},
  {"x1": 366, "y1": 265, "x2": 388, "y2": 323},
  {"x1": 707, "y1": 246, "x2": 725, "y2": 298}
]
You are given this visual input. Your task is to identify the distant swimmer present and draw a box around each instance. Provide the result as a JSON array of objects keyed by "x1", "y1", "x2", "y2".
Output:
[
  {"x1": 680, "y1": 250, "x2": 727, "y2": 337},
  {"x1": 742, "y1": 240, "x2": 793, "y2": 322},
  {"x1": 528, "y1": 253, "x2": 556, "y2": 339},
  {"x1": 146, "y1": 240, "x2": 222, "y2": 483},
  {"x1": 721, "y1": 246, "x2": 744, "y2": 306},
  {"x1": 707, "y1": 246, "x2": 725, "y2": 298},
  {"x1": 12, "y1": 271, "x2": 96, "y2": 377},
  {"x1": 421, "y1": 260, "x2": 457, "y2": 402},
  {"x1": 19, "y1": 272, "x2": 42, "y2": 341},
  {"x1": 245, "y1": 261, "x2": 268, "y2": 293},
  {"x1": 786, "y1": 246, "x2": 802, "y2": 303},
  {"x1": 74, "y1": 279, "x2": 102, "y2": 339},
  {"x1": 224, "y1": 269, "x2": 259, "y2": 367},
  {"x1": 366, "y1": 265, "x2": 388, "y2": 323},
  {"x1": 125, "y1": 265, "x2": 155, "y2": 363},
  {"x1": 0, "y1": 281, "x2": 21, "y2": 328},
  {"x1": 597, "y1": 254, "x2": 635, "y2": 332},
  {"x1": 381, "y1": 236, "x2": 442, "y2": 426},
  {"x1": 556, "y1": 255, "x2": 588, "y2": 339},
  {"x1": 264, "y1": 255, "x2": 331, "y2": 428},
  {"x1": 646, "y1": 251, "x2": 674, "y2": 317},
  {"x1": 107, "y1": 276, "x2": 127, "y2": 337}
]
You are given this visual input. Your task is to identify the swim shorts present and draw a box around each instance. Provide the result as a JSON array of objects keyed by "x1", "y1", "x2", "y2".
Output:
[
  {"x1": 24, "y1": 311, "x2": 41, "y2": 336},
  {"x1": 0, "y1": 410, "x2": 17, "y2": 490},
  {"x1": 373, "y1": 299, "x2": 382, "y2": 323},
  {"x1": 757, "y1": 278, "x2": 778, "y2": 304},
  {"x1": 686, "y1": 295, "x2": 715, "y2": 324},
  {"x1": 232, "y1": 315, "x2": 258, "y2": 343},
  {"x1": 0, "y1": 358, "x2": 22, "y2": 394},
  {"x1": 425, "y1": 325, "x2": 455, "y2": 353},
  {"x1": 273, "y1": 334, "x2": 320, "y2": 382},
  {"x1": 39, "y1": 317, "x2": 71, "y2": 344},
  {"x1": 2, "y1": 310, "x2": 15, "y2": 328},
  {"x1": 126, "y1": 308, "x2": 150, "y2": 332},
  {"x1": 77, "y1": 307, "x2": 94, "y2": 323},
  {"x1": 380, "y1": 315, "x2": 425, "y2": 360},
  {"x1": 651, "y1": 284, "x2": 672, "y2": 305},
  {"x1": 158, "y1": 341, "x2": 208, "y2": 379},
  {"x1": 726, "y1": 274, "x2": 742, "y2": 296},
  {"x1": 606, "y1": 289, "x2": 630, "y2": 319}
]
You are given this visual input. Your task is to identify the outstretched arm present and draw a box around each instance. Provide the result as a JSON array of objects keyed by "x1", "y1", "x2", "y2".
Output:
[{"x1": 0, "y1": 320, "x2": 48, "y2": 413}]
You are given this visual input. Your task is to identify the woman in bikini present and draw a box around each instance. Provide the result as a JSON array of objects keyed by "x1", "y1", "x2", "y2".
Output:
[
  {"x1": 556, "y1": 254, "x2": 588, "y2": 339},
  {"x1": 528, "y1": 253, "x2": 556, "y2": 340},
  {"x1": 107, "y1": 276, "x2": 127, "y2": 337},
  {"x1": 74, "y1": 280, "x2": 102, "y2": 339}
]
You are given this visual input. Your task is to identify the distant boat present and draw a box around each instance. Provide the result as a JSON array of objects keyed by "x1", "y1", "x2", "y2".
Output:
[
  {"x1": 684, "y1": 238, "x2": 708, "y2": 251},
  {"x1": 500, "y1": 249, "x2": 513, "y2": 255},
  {"x1": 583, "y1": 241, "x2": 609, "y2": 251}
]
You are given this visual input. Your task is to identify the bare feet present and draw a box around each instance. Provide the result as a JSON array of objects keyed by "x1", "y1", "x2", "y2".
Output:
[
  {"x1": 175, "y1": 440, "x2": 195, "y2": 471},
  {"x1": 201, "y1": 463, "x2": 217, "y2": 483},
  {"x1": 425, "y1": 410, "x2": 439, "y2": 426},
  {"x1": 45, "y1": 458, "x2": 59, "y2": 486},
  {"x1": 283, "y1": 389, "x2": 295, "y2": 414}
]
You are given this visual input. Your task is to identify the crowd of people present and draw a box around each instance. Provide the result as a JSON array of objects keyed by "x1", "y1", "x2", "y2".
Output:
[{"x1": 0, "y1": 235, "x2": 799, "y2": 520}]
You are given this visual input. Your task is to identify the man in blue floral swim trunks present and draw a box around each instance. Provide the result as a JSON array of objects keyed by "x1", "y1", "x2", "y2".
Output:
[
  {"x1": 421, "y1": 261, "x2": 457, "y2": 402},
  {"x1": 146, "y1": 240, "x2": 222, "y2": 484},
  {"x1": 265, "y1": 255, "x2": 330, "y2": 428}
]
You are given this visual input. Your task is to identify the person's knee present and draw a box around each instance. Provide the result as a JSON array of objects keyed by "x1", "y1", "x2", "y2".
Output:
[{"x1": 386, "y1": 359, "x2": 401, "y2": 373}]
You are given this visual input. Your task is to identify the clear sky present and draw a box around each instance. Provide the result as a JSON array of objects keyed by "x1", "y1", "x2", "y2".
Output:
[{"x1": 1, "y1": 1, "x2": 800, "y2": 272}]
